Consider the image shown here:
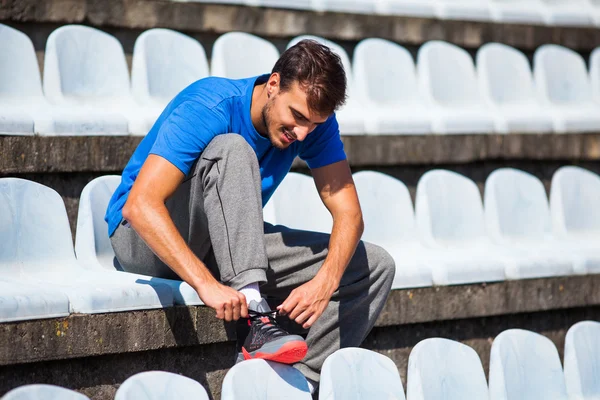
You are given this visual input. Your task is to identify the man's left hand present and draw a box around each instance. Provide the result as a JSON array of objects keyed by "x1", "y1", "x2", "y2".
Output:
[{"x1": 277, "y1": 274, "x2": 338, "y2": 329}]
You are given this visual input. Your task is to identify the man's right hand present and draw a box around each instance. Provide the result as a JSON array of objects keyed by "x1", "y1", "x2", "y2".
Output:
[{"x1": 196, "y1": 279, "x2": 249, "y2": 321}]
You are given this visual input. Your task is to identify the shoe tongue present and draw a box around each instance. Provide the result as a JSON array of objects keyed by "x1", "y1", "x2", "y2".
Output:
[{"x1": 248, "y1": 298, "x2": 271, "y2": 313}]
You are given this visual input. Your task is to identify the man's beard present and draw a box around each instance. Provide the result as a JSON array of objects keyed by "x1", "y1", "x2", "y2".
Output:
[{"x1": 261, "y1": 98, "x2": 286, "y2": 150}]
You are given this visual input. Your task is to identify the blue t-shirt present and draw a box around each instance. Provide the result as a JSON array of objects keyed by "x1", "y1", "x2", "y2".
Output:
[{"x1": 105, "y1": 75, "x2": 346, "y2": 236}]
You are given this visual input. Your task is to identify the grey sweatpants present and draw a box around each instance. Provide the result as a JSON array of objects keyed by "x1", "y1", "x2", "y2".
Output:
[{"x1": 110, "y1": 134, "x2": 395, "y2": 382}]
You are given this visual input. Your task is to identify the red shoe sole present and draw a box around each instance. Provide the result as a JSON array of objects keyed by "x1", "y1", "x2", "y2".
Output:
[{"x1": 242, "y1": 340, "x2": 308, "y2": 364}]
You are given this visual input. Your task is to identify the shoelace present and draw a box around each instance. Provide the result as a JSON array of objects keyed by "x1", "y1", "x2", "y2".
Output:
[{"x1": 248, "y1": 310, "x2": 288, "y2": 338}]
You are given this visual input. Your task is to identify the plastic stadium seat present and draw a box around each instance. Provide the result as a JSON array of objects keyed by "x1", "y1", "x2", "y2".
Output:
[
  {"x1": 488, "y1": 0, "x2": 546, "y2": 24},
  {"x1": 484, "y1": 168, "x2": 574, "y2": 279},
  {"x1": 374, "y1": 0, "x2": 436, "y2": 17},
  {"x1": 541, "y1": 0, "x2": 594, "y2": 26},
  {"x1": 288, "y1": 36, "x2": 365, "y2": 135},
  {"x1": 534, "y1": 45, "x2": 600, "y2": 133},
  {"x1": 353, "y1": 171, "x2": 432, "y2": 289},
  {"x1": 353, "y1": 39, "x2": 431, "y2": 135},
  {"x1": 564, "y1": 321, "x2": 600, "y2": 399},
  {"x1": 0, "y1": 178, "x2": 173, "y2": 314},
  {"x1": 264, "y1": 172, "x2": 331, "y2": 233},
  {"x1": 320, "y1": 348, "x2": 405, "y2": 400},
  {"x1": 222, "y1": 359, "x2": 311, "y2": 399},
  {"x1": 489, "y1": 329, "x2": 568, "y2": 400},
  {"x1": 75, "y1": 176, "x2": 202, "y2": 305},
  {"x1": 42, "y1": 25, "x2": 142, "y2": 135},
  {"x1": 477, "y1": 43, "x2": 553, "y2": 134},
  {"x1": 318, "y1": 0, "x2": 374, "y2": 14},
  {"x1": 591, "y1": 0, "x2": 600, "y2": 26},
  {"x1": 131, "y1": 29, "x2": 209, "y2": 133},
  {"x1": 550, "y1": 166, "x2": 600, "y2": 274},
  {"x1": 211, "y1": 32, "x2": 280, "y2": 79},
  {"x1": 115, "y1": 371, "x2": 209, "y2": 400},
  {"x1": 592, "y1": 47, "x2": 600, "y2": 102},
  {"x1": 407, "y1": 338, "x2": 489, "y2": 400},
  {"x1": 417, "y1": 41, "x2": 495, "y2": 134},
  {"x1": 2, "y1": 384, "x2": 90, "y2": 400},
  {"x1": 434, "y1": 0, "x2": 492, "y2": 22},
  {"x1": 0, "y1": 280, "x2": 70, "y2": 323},
  {"x1": 415, "y1": 170, "x2": 507, "y2": 285}
]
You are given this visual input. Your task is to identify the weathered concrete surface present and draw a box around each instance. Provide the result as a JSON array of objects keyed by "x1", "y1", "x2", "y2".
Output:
[
  {"x1": 2, "y1": 134, "x2": 600, "y2": 175},
  {"x1": 2, "y1": 0, "x2": 600, "y2": 51}
]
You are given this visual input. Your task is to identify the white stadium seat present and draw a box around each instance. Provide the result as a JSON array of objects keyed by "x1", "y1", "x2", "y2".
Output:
[
  {"x1": 222, "y1": 359, "x2": 311, "y2": 400},
  {"x1": 2, "y1": 384, "x2": 90, "y2": 400},
  {"x1": 417, "y1": 41, "x2": 495, "y2": 134},
  {"x1": 488, "y1": 0, "x2": 546, "y2": 24},
  {"x1": 0, "y1": 280, "x2": 70, "y2": 323},
  {"x1": 434, "y1": 0, "x2": 492, "y2": 22},
  {"x1": 591, "y1": 47, "x2": 600, "y2": 102},
  {"x1": 353, "y1": 171, "x2": 432, "y2": 289},
  {"x1": 591, "y1": 0, "x2": 600, "y2": 26},
  {"x1": 489, "y1": 329, "x2": 568, "y2": 400},
  {"x1": 320, "y1": 348, "x2": 405, "y2": 400},
  {"x1": 374, "y1": 0, "x2": 436, "y2": 17},
  {"x1": 541, "y1": 0, "x2": 594, "y2": 27},
  {"x1": 534, "y1": 45, "x2": 600, "y2": 133},
  {"x1": 75, "y1": 176, "x2": 202, "y2": 305},
  {"x1": 353, "y1": 39, "x2": 431, "y2": 135},
  {"x1": 477, "y1": 43, "x2": 553, "y2": 134},
  {"x1": 550, "y1": 166, "x2": 600, "y2": 274},
  {"x1": 244, "y1": 0, "x2": 315, "y2": 11},
  {"x1": 131, "y1": 28, "x2": 210, "y2": 133},
  {"x1": 415, "y1": 170, "x2": 506, "y2": 285},
  {"x1": 564, "y1": 321, "x2": 600, "y2": 399},
  {"x1": 264, "y1": 172, "x2": 331, "y2": 233},
  {"x1": 407, "y1": 338, "x2": 489, "y2": 400},
  {"x1": 484, "y1": 168, "x2": 574, "y2": 279},
  {"x1": 288, "y1": 35, "x2": 365, "y2": 135},
  {"x1": 319, "y1": 0, "x2": 373, "y2": 14},
  {"x1": 211, "y1": 32, "x2": 280, "y2": 79},
  {"x1": 0, "y1": 178, "x2": 173, "y2": 314},
  {"x1": 114, "y1": 371, "x2": 209, "y2": 400}
]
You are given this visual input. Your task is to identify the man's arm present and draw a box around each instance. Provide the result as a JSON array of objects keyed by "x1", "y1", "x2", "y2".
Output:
[
  {"x1": 277, "y1": 159, "x2": 363, "y2": 328},
  {"x1": 122, "y1": 154, "x2": 248, "y2": 321}
]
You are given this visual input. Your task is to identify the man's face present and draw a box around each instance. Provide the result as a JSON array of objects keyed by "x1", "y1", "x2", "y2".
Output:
[{"x1": 261, "y1": 80, "x2": 330, "y2": 150}]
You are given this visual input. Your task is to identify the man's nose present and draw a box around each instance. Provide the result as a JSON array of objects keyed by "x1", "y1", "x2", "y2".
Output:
[{"x1": 294, "y1": 126, "x2": 310, "y2": 142}]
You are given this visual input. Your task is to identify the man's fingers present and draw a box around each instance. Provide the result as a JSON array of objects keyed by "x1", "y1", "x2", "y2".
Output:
[
  {"x1": 294, "y1": 309, "x2": 312, "y2": 326},
  {"x1": 224, "y1": 302, "x2": 233, "y2": 322},
  {"x1": 240, "y1": 295, "x2": 249, "y2": 318},
  {"x1": 231, "y1": 297, "x2": 241, "y2": 321},
  {"x1": 303, "y1": 313, "x2": 319, "y2": 329},
  {"x1": 215, "y1": 305, "x2": 225, "y2": 320},
  {"x1": 278, "y1": 294, "x2": 300, "y2": 316}
]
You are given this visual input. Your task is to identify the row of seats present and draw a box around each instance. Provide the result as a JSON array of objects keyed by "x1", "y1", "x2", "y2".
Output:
[
  {"x1": 185, "y1": 0, "x2": 600, "y2": 27},
  {"x1": 1, "y1": 165, "x2": 599, "y2": 323},
  {"x1": 4, "y1": 321, "x2": 600, "y2": 399},
  {"x1": 2, "y1": 24, "x2": 600, "y2": 136}
]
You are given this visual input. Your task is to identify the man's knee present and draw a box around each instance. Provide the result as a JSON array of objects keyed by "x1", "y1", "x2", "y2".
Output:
[
  {"x1": 209, "y1": 133, "x2": 255, "y2": 161},
  {"x1": 364, "y1": 242, "x2": 396, "y2": 287}
]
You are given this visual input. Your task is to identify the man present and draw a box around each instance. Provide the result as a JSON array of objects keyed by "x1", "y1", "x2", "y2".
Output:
[{"x1": 105, "y1": 39, "x2": 395, "y2": 391}]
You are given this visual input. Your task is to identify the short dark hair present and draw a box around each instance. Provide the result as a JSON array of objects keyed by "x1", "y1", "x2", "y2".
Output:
[{"x1": 272, "y1": 39, "x2": 347, "y2": 116}]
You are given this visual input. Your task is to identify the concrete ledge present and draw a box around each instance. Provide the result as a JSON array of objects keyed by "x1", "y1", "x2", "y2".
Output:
[
  {"x1": 1, "y1": 133, "x2": 600, "y2": 174},
  {"x1": 2, "y1": 0, "x2": 600, "y2": 51},
  {"x1": 2, "y1": 274, "x2": 599, "y2": 367}
]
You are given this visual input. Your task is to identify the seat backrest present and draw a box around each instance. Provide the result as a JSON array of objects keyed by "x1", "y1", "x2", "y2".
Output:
[
  {"x1": 477, "y1": 43, "x2": 538, "y2": 106},
  {"x1": 221, "y1": 359, "x2": 311, "y2": 400},
  {"x1": 0, "y1": 24, "x2": 43, "y2": 98},
  {"x1": 407, "y1": 338, "x2": 489, "y2": 400},
  {"x1": 533, "y1": 45, "x2": 593, "y2": 105},
  {"x1": 489, "y1": 329, "x2": 568, "y2": 400},
  {"x1": 415, "y1": 170, "x2": 486, "y2": 246},
  {"x1": 43, "y1": 25, "x2": 130, "y2": 103},
  {"x1": 353, "y1": 38, "x2": 420, "y2": 106},
  {"x1": 320, "y1": 347, "x2": 405, "y2": 400},
  {"x1": 211, "y1": 32, "x2": 279, "y2": 79},
  {"x1": 115, "y1": 371, "x2": 209, "y2": 400},
  {"x1": 353, "y1": 171, "x2": 416, "y2": 244},
  {"x1": 564, "y1": 321, "x2": 600, "y2": 399},
  {"x1": 132, "y1": 29, "x2": 209, "y2": 105},
  {"x1": 484, "y1": 168, "x2": 552, "y2": 242},
  {"x1": 75, "y1": 175, "x2": 121, "y2": 270},
  {"x1": 591, "y1": 47, "x2": 600, "y2": 102},
  {"x1": 0, "y1": 178, "x2": 76, "y2": 272},
  {"x1": 2, "y1": 384, "x2": 90, "y2": 400},
  {"x1": 550, "y1": 166, "x2": 600, "y2": 237},
  {"x1": 266, "y1": 172, "x2": 332, "y2": 233},
  {"x1": 417, "y1": 41, "x2": 481, "y2": 107}
]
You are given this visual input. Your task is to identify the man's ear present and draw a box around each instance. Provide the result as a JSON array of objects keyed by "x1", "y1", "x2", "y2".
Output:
[{"x1": 267, "y1": 72, "x2": 281, "y2": 96}]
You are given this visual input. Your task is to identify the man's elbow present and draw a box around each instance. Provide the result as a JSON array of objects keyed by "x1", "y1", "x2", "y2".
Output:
[
  {"x1": 122, "y1": 196, "x2": 142, "y2": 226},
  {"x1": 356, "y1": 211, "x2": 365, "y2": 237}
]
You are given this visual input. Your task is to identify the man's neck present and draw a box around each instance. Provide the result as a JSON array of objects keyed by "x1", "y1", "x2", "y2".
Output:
[{"x1": 251, "y1": 82, "x2": 268, "y2": 137}]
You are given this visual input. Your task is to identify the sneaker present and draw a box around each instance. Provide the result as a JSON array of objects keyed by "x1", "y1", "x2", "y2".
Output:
[{"x1": 235, "y1": 298, "x2": 308, "y2": 364}]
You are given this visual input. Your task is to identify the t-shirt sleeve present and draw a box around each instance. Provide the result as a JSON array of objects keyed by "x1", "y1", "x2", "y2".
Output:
[
  {"x1": 149, "y1": 101, "x2": 228, "y2": 176},
  {"x1": 299, "y1": 114, "x2": 347, "y2": 169}
]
